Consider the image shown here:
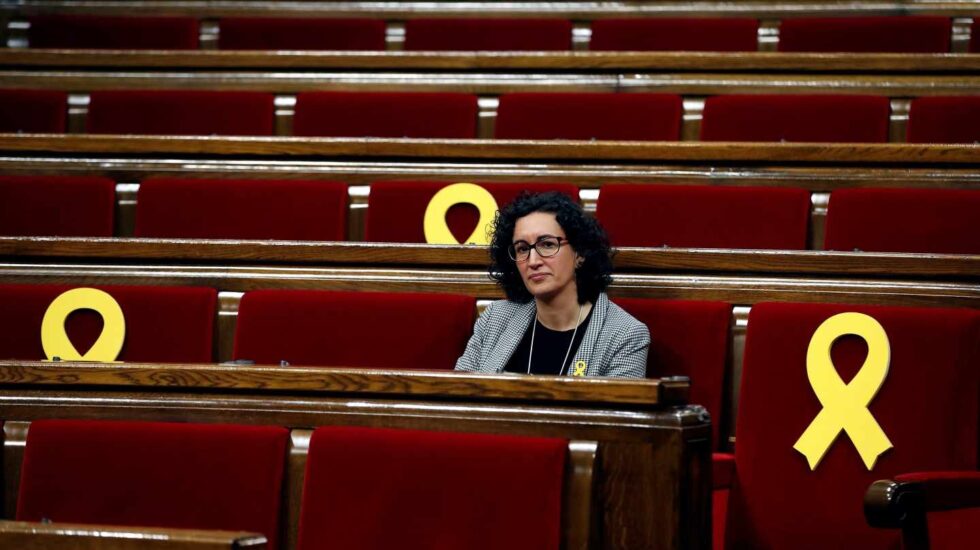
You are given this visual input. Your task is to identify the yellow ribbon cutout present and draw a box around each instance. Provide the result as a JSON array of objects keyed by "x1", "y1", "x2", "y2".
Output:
[
  {"x1": 41, "y1": 288, "x2": 126, "y2": 362},
  {"x1": 423, "y1": 183, "x2": 498, "y2": 245},
  {"x1": 793, "y1": 312, "x2": 892, "y2": 471},
  {"x1": 572, "y1": 361, "x2": 587, "y2": 377}
]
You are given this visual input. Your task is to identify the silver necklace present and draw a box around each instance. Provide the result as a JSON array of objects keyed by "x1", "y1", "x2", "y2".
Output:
[{"x1": 527, "y1": 303, "x2": 585, "y2": 376}]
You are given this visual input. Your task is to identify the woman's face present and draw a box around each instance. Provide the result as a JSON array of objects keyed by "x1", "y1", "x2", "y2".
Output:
[{"x1": 512, "y1": 211, "x2": 579, "y2": 302}]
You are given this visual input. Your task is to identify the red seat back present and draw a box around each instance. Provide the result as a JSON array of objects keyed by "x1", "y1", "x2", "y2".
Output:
[
  {"x1": 0, "y1": 90, "x2": 67, "y2": 133},
  {"x1": 906, "y1": 96, "x2": 980, "y2": 144},
  {"x1": 495, "y1": 93, "x2": 683, "y2": 141},
  {"x1": 234, "y1": 290, "x2": 475, "y2": 369},
  {"x1": 778, "y1": 16, "x2": 951, "y2": 53},
  {"x1": 365, "y1": 181, "x2": 579, "y2": 243},
  {"x1": 28, "y1": 15, "x2": 199, "y2": 49},
  {"x1": 0, "y1": 284, "x2": 216, "y2": 363},
  {"x1": 727, "y1": 302, "x2": 979, "y2": 549},
  {"x1": 18, "y1": 419, "x2": 289, "y2": 550},
  {"x1": 135, "y1": 178, "x2": 348, "y2": 241},
  {"x1": 297, "y1": 426, "x2": 566, "y2": 550},
  {"x1": 590, "y1": 18, "x2": 759, "y2": 51},
  {"x1": 824, "y1": 188, "x2": 980, "y2": 254},
  {"x1": 218, "y1": 17, "x2": 386, "y2": 50},
  {"x1": 0, "y1": 175, "x2": 115, "y2": 237},
  {"x1": 596, "y1": 184, "x2": 811, "y2": 249},
  {"x1": 293, "y1": 92, "x2": 478, "y2": 138},
  {"x1": 404, "y1": 18, "x2": 572, "y2": 51},
  {"x1": 701, "y1": 94, "x2": 891, "y2": 142},
  {"x1": 87, "y1": 90, "x2": 275, "y2": 136}
]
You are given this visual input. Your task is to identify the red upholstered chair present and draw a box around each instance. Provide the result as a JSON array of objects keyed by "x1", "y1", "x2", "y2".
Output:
[
  {"x1": 17, "y1": 419, "x2": 288, "y2": 550},
  {"x1": 234, "y1": 290, "x2": 475, "y2": 369},
  {"x1": 495, "y1": 93, "x2": 683, "y2": 141},
  {"x1": 404, "y1": 18, "x2": 572, "y2": 51},
  {"x1": 595, "y1": 184, "x2": 811, "y2": 249},
  {"x1": 218, "y1": 18, "x2": 386, "y2": 50},
  {"x1": 824, "y1": 188, "x2": 980, "y2": 254},
  {"x1": 778, "y1": 16, "x2": 952, "y2": 53},
  {"x1": 718, "y1": 302, "x2": 979, "y2": 549},
  {"x1": 293, "y1": 92, "x2": 478, "y2": 138},
  {"x1": 27, "y1": 15, "x2": 199, "y2": 49},
  {"x1": 0, "y1": 90, "x2": 67, "y2": 133},
  {"x1": 365, "y1": 181, "x2": 579, "y2": 243},
  {"x1": 590, "y1": 18, "x2": 759, "y2": 51},
  {"x1": 700, "y1": 94, "x2": 891, "y2": 142},
  {"x1": 297, "y1": 426, "x2": 567, "y2": 550},
  {"x1": 0, "y1": 175, "x2": 115, "y2": 237},
  {"x1": 906, "y1": 96, "x2": 980, "y2": 144},
  {"x1": 87, "y1": 90, "x2": 275, "y2": 136},
  {"x1": 134, "y1": 178, "x2": 348, "y2": 241},
  {"x1": 0, "y1": 284, "x2": 216, "y2": 363}
]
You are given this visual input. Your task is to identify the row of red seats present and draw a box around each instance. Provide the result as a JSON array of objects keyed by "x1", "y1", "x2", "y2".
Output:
[
  {"x1": 3, "y1": 89, "x2": 980, "y2": 143},
  {"x1": 20, "y1": 14, "x2": 980, "y2": 53},
  {"x1": 3, "y1": 176, "x2": 978, "y2": 254}
]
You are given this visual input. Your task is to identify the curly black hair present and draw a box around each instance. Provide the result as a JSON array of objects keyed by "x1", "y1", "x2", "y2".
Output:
[{"x1": 488, "y1": 191, "x2": 613, "y2": 304}]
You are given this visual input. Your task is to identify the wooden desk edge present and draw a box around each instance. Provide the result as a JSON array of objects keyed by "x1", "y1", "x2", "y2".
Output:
[{"x1": 0, "y1": 520, "x2": 267, "y2": 546}]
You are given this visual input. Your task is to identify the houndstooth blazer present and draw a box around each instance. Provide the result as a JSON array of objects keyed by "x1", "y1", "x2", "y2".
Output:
[{"x1": 454, "y1": 293, "x2": 649, "y2": 378}]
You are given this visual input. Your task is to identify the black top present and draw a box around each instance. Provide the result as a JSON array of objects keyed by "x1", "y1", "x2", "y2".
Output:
[{"x1": 504, "y1": 307, "x2": 594, "y2": 375}]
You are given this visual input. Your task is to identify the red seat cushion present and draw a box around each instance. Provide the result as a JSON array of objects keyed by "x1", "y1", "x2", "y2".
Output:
[
  {"x1": 778, "y1": 16, "x2": 952, "y2": 53},
  {"x1": 0, "y1": 284, "x2": 216, "y2": 363},
  {"x1": 135, "y1": 178, "x2": 348, "y2": 241},
  {"x1": 906, "y1": 96, "x2": 980, "y2": 144},
  {"x1": 0, "y1": 175, "x2": 115, "y2": 237},
  {"x1": 614, "y1": 299, "x2": 732, "y2": 449},
  {"x1": 495, "y1": 93, "x2": 682, "y2": 141},
  {"x1": 28, "y1": 15, "x2": 199, "y2": 49},
  {"x1": 0, "y1": 90, "x2": 67, "y2": 133},
  {"x1": 701, "y1": 94, "x2": 891, "y2": 142},
  {"x1": 404, "y1": 18, "x2": 572, "y2": 51},
  {"x1": 727, "y1": 302, "x2": 979, "y2": 549},
  {"x1": 234, "y1": 290, "x2": 475, "y2": 369},
  {"x1": 297, "y1": 426, "x2": 566, "y2": 550},
  {"x1": 17, "y1": 419, "x2": 288, "y2": 550},
  {"x1": 596, "y1": 184, "x2": 811, "y2": 249},
  {"x1": 293, "y1": 92, "x2": 478, "y2": 138},
  {"x1": 218, "y1": 18, "x2": 386, "y2": 50},
  {"x1": 365, "y1": 181, "x2": 579, "y2": 243},
  {"x1": 590, "y1": 18, "x2": 759, "y2": 51},
  {"x1": 824, "y1": 188, "x2": 980, "y2": 254},
  {"x1": 87, "y1": 90, "x2": 275, "y2": 136}
]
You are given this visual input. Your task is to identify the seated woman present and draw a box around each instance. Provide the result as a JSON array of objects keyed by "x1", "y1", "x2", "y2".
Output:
[{"x1": 455, "y1": 191, "x2": 649, "y2": 377}]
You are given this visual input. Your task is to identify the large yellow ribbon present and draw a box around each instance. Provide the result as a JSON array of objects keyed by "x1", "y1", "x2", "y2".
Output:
[
  {"x1": 793, "y1": 312, "x2": 893, "y2": 471},
  {"x1": 423, "y1": 183, "x2": 498, "y2": 245},
  {"x1": 41, "y1": 288, "x2": 126, "y2": 362}
]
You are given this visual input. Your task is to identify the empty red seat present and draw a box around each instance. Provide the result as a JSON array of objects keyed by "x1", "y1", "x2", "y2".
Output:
[
  {"x1": 28, "y1": 15, "x2": 199, "y2": 49},
  {"x1": 824, "y1": 188, "x2": 980, "y2": 254},
  {"x1": 87, "y1": 90, "x2": 275, "y2": 136},
  {"x1": 404, "y1": 18, "x2": 572, "y2": 51},
  {"x1": 135, "y1": 178, "x2": 348, "y2": 241},
  {"x1": 234, "y1": 290, "x2": 475, "y2": 369},
  {"x1": 297, "y1": 426, "x2": 566, "y2": 550},
  {"x1": 18, "y1": 419, "x2": 288, "y2": 549},
  {"x1": 0, "y1": 284, "x2": 216, "y2": 363},
  {"x1": 906, "y1": 96, "x2": 980, "y2": 144},
  {"x1": 596, "y1": 184, "x2": 811, "y2": 249},
  {"x1": 0, "y1": 90, "x2": 67, "y2": 133},
  {"x1": 590, "y1": 18, "x2": 759, "y2": 51},
  {"x1": 365, "y1": 181, "x2": 579, "y2": 243},
  {"x1": 0, "y1": 175, "x2": 115, "y2": 237},
  {"x1": 720, "y1": 302, "x2": 979, "y2": 548},
  {"x1": 218, "y1": 18, "x2": 386, "y2": 50},
  {"x1": 779, "y1": 16, "x2": 951, "y2": 53},
  {"x1": 293, "y1": 92, "x2": 478, "y2": 138},
  {"x1": 701, "y1": 94, "x2": 891, "y2": 142},
  {"x1": 495, "y1": 93, "x2": 683, "y2": 141}
]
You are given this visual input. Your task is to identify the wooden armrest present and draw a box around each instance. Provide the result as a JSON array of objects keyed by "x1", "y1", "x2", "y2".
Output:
[{"x1": 0, "y1": 520, "x2": 266, "y2": 549}]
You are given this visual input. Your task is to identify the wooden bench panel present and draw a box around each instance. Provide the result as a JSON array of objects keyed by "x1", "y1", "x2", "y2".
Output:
[{"x1": 0, "y1": 520, "x2": 267, "y2": 550}]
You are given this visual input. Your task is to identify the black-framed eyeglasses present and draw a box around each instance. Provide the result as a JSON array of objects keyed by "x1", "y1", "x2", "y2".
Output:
[{"x1": 508, "y1": 236, "x2": 568, "y2": 262}]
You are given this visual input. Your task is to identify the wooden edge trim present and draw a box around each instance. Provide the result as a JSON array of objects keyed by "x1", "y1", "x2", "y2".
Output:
[
  {"x1": 0, "y1": 520, "x2": 267, "y2": 546},
  {"x1": 564, "y1": 440, "x2": 599, "y2": 550}
]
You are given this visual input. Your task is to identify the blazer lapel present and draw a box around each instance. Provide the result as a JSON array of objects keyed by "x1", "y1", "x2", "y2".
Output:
[
  {"x1": 485, "y1": 301, "x2": 536, "y2": 373},
  {"x1": 568, "y1": 293, "x2": 608, "y2": 377}
]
